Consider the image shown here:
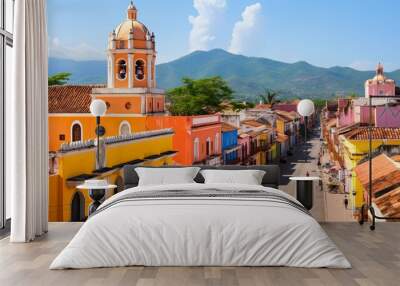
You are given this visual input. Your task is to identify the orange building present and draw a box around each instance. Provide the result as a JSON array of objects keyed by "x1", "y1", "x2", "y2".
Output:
[{"x1": 147, "y1": 115, "x2": 222, "y2": 166}]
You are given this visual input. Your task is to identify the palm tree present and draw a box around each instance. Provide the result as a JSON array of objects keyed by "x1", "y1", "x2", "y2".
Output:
[
  {"x1": 48, "y1": 72, "x2": 71, "y2": 86},
  {"x1": 258, "y1": 89, "x2": 280, "y2": 106}
]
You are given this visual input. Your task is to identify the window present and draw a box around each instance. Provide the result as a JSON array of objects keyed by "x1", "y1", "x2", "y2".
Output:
[
  {"x1": 119, "y1": 120, "x2": 131, "y2": 136},
  {"x1": 1, "y1": 0, "x2": 14, "y2": 230},
  {"x1": 194, "y1": 138, "x2": 199, "y2": 161},
  {"x1": 117, "y1": 59, "x2": 127, "y2": 80},
  {"x1": 214, "y1": 134, "x2": 219, "y2": 154},
  {"x1": 206, "y1": 138, "x2": 211, "y2": 156},
  {"x1": 71, "y1": 121, "x2": 82, "y2": 142},
  {"x1": 135, "y1": 59, "x2": 145, "y2": 80}
]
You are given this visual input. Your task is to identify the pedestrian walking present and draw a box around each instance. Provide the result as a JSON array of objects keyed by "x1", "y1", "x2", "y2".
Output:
[{"x1": 344, "y1": 195, "x2": 349, "y2": 209}]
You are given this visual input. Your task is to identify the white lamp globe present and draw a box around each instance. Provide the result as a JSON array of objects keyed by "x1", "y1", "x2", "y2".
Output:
[
  {"x1": 297, "y1": 99, "x2": 315, "y2": 117},
  {"x1": 90, "y1": 99, "x2": 107, "y2": 117}
]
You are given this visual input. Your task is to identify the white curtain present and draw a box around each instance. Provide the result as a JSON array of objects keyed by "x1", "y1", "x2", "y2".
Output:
[{"x1": 8, "y1": 0, "x2": 48, "y2": 242}]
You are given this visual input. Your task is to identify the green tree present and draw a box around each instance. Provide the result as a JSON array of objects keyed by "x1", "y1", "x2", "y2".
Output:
[
  {"x1": 313, "y1": 99, "x2": 326, "y2": 109},
  {"x1": 258, "y1": 89, "x2": 280, "y2": 106},
  {"x1": 167, "y1": 77, "x2": 234, "y2": 115},
  {"x1": 48, "y1": 72, "x2": 71, "y2": 86},
  {"x1": 348, "y1": 92, "x2": 360, "y2": 98},
  {"x1": 230, "y1": 101, "x2": 255, "y2": 112}
]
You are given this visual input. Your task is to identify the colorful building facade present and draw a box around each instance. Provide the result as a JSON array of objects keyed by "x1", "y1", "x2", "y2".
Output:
[
  {"x1": 322, "y1": 63, "x2": 400, "y2": 218},
  {"x1": 221, "y1": 123, "x2": 240, "y2": 165},
  {"x1": 48, "y1": 3, "x2": 177, "y2": 222}
]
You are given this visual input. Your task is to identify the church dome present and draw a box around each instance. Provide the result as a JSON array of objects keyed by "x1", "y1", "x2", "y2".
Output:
[
  {"x1": 114, "y1": 1, "x2": 151, "y2": 41},
  {"x1": 115, "y1": 20, "x2": 150, "y2": 41},
  {"x1": 372, "y1": 63, "x2": 387, "y2": 82}
]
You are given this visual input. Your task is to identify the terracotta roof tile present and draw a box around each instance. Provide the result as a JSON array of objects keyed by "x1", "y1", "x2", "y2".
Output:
[
  {"x1": 221, "y1": 122, "x2": 238, "y2": 132},
  {"x1": 354, "y1": 154, "x2": 400, "y2": 194},
  {"x1": 391, "y1": 155, "x2": 400, "y2": 162},
  {"x1": 344, "y1": 127, "x2": 400, "y2": 140},
  {"x1": 241, "y1": 120, "x2": 264, "y2": 127},
  {"x1": 48, "y1": 85, "x2": 105, "y2": 113},
  {"x1": 276, "y1": 132, "x2": 288, "y2": 143},
  {"x1": 276, "y1": 113, "x2": 292, "y2": 123},
  {"x1": 374, "y1": 187, "x2": 400, "y2": 217},
  {"x1": 254, "y1": 104, "x2": 272, "y2": 110}
]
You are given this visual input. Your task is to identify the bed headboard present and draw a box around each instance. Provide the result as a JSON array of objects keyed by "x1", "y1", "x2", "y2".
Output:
[{"x1": 123, "y1": 165, "x2": 280, "y2": 190}]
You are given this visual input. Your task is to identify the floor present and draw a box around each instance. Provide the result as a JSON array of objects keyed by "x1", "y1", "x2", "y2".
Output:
[{"x1": 1, "y1": 222, "x2": 399, "y2": 286}]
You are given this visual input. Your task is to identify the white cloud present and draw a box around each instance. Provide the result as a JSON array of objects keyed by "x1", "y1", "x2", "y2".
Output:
[
  {"x1": 228, "y1": 3, "x2": 263, "y2": 54},
  {"x1": 188, "y1": 0, "x2": 226, "y2": 52},
  {"x1": 48, "y1": 37, "x2": 105, "y2": 61}
]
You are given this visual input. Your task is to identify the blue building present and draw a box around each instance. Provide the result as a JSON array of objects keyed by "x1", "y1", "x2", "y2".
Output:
[{"x1": 221, "y1": 123, "x2": 240, "y2": 165}]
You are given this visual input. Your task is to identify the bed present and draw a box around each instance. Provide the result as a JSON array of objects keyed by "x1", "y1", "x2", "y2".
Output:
[{"x1": 50, "y1": 165, "x2": 351, "y2": 269}]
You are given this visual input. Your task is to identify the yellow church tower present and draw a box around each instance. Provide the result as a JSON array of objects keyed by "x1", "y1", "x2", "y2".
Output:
[{"x1": 92, "y1": 1, "x2": 165, "y2": 115}]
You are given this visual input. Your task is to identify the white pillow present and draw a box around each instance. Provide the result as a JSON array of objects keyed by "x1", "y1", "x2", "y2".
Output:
[
  {"x1": 135, "y1": 167, "x2": 201, "y2": 186},
  {"x1": 200, "y1": 169, "x2": 266, "y2": 185}
]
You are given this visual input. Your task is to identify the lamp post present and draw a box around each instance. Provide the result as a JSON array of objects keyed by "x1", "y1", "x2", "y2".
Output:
[
  {"x1": 297, "y1": 99, "x2": 315, "y2": 165},
  {"x1": 90, "y1": 99, "x2": 107, "y2": 171},
  {"x1": 297, "y1": 99, "x2": 315, "y2": 143}
]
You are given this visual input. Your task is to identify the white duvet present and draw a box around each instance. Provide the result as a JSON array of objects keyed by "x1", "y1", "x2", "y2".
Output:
[{"x1": 50, "y1": 183, "x2": 351, "y2": 269}]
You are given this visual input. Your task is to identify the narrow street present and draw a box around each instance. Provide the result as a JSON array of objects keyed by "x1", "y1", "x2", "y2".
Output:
[{"x1": 279, "y1": 127, "x2": 353, "y2": 222}]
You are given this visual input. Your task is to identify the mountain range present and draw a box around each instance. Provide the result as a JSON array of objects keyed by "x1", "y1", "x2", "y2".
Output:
[{"x1": 49, "y1": 49, "x2": 400, "y2": 100}]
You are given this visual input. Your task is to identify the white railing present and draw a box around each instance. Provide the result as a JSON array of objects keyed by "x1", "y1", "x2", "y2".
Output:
[{"x1": 59, "y1": 128, "x2": 174, "y2": 152}]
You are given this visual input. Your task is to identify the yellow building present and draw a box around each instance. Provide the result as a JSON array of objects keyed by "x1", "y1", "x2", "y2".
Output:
[
  {"x1": 240, "y1": 120, "x2": 271, "y2": 165},
  {"x1": 49, "y1": 129, "x2": 175, "y2": 222},
  {"x1": 339, "y1": 127, "x2": 400, "y2": 211}
]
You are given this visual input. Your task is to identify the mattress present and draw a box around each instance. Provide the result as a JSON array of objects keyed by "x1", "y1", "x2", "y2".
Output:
[{"x1": 50, "y1": 183, "x2": 351, "y2": 269}]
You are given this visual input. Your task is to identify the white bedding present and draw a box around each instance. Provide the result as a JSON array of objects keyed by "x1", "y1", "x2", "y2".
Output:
[{"x1": 50, "y1": 183, "x2": 351, "y2": 269}]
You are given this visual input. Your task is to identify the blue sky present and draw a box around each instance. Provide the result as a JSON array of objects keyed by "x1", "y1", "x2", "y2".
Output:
[{"x1": 47, "y1": 0, "x2": 400, "y2": 71}]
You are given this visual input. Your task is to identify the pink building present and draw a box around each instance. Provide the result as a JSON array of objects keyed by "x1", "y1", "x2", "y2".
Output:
[
  {"x1": 238, "y1": 132, "x2": 251, "y2": 164},
  {"x1": 337, "y1": 99, "x2": 354, "y2": 128},
  {"x1": 375, "y1": 105, "x2": 400, "y2": 128},
  {"x1": 340, "y1": 63, "x2": 400, "y2": 128},
  {"x1": 365, "y1": 63, "x2": 396, "y2": 97}
]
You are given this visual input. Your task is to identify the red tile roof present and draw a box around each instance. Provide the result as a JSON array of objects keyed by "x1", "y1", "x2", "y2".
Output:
[
  {"x1": 254, "y1": 104, "x2": 272, "y2": 110},
  {"x1": 276, "y1": 132, "x2": 288, "y2": 143},
  {"x1": 374, "y1": 187, "x2": 400, "y2": 217},
  {"x1": 391, "y1": 155, "x2": 400, "y2": 162},
  {"x1": 221, "y1": 122, "x2": 238, "y2": 132},
  {"x1": 48, "y1": 85, "x2": 105, "y2": 113},
  {"x1": 354, "y1": 154, "x2": 400, "y2": 194},
  {"x1": 344, "y1": 127, "x2": 400, "y2": 140},
  {"x1": 276, "y1": 110, "x2": 297, "y2": 122},
  {"x1": 355, "y1": 153, "x2": 400, "y2": 217},
  {"x1": 241, "y1": 120, "x2": 265, "y2": 127}
]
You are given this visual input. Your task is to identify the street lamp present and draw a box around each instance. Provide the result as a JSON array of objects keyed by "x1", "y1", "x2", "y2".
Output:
[
  {"x1": 297, "y1": 99, "x2": 315, "y2": 170},
  {"x1": 90, "y1": 99, "x2": 107, "y2": 171},
  {"x1": 297, "y1": 99, "x2": 315, "y2": 142}
]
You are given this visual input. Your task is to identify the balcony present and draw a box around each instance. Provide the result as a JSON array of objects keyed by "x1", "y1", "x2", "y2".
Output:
[{"x1": 194, "y1": 154, "x2": 221, "y2": 166}]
